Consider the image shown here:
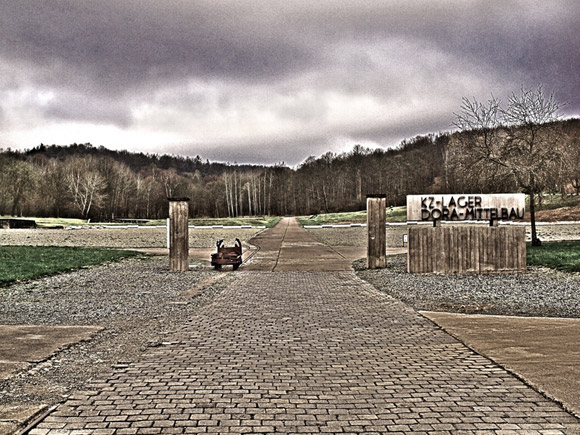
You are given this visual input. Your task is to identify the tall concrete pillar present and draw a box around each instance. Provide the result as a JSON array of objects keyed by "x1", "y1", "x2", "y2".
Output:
[
  {"x1": 367, "y1": 195, "x2": 387, "y2": 269},
  {"x1": 168, "y1": 198, "x2": 189, "y2": 272}
]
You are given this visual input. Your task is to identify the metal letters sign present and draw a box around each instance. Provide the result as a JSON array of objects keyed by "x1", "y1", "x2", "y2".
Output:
[{"x1": 406, "y1": 193, "x2": 525, "y2": 222}]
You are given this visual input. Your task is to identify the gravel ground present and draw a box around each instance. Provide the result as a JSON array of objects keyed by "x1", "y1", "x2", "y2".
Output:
[
  {"x1": 2, "y1": 223, "x2": 576, "y2": 249},
  {"x1": 0, "y1": 255, "x2": 235, "y2": 410},
  {"x1": 356, "y1": 255, "x2": 580, "y2": 318},
  {"x1": 316, "y1": 222, "x2": 580, "y2": 319},
  {"x1": 308, "y1": 226, "x2": 406, "y2": 247},
  {"x1": 308, "y1": 223, "x2": 580, "y2": 247},
  {"x1": 0, "y1": 227, "x2": 263, "y2": 248}
]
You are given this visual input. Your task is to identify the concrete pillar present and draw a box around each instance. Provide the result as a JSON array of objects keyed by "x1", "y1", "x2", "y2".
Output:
[
  {"x1": 367, "y1": 195, "x2": 387, "y2": 269},
  {"x1": 168, "y1": 198, "x2": 189, "y2": 272}
]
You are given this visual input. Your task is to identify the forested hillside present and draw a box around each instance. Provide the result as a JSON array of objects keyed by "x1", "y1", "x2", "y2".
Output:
[{"x1": 1, "y1": 118, "x2": 578, "y2": 220}]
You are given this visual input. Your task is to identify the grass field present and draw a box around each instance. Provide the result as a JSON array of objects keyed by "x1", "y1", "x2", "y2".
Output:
[
  {"x1": 534, "y1": 194, "x2": 580, "y2": 211},
  {"x1": 386, "y1": 206, "x2": 407, "y2": 222},
  {"x1": 298, "y1": 211, "x2": 367, "y2": 226},
  {"x1": 298, "y1": 206, "x2": 406, "y2": 226},
  {"x1": 527, "y1": 240, "x2": 580, "y2": 272},
  {"x1": 18, "y1": 217, "x2": 90, "y2": 227},
  {"x1": 0, "y1": 246, "x2": 139, "y2": 286},
  {"x1": 188, "y1": 216, "x2": 281, "y2": 228}
]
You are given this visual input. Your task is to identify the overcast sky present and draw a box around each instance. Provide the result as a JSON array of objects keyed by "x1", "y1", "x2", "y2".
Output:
[{"x1": 1, "y1": 1, "x2": 579, "y2": 165}]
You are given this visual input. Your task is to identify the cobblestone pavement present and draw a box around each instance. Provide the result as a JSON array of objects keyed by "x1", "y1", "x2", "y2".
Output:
[{"x1": 29, "y1": 219, "x2": 580, "y2": 434}]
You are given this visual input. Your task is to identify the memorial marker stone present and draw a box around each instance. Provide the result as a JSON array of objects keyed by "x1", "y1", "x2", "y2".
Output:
[
  {"x1": 406, "y1": 193, "x2": 526, "y2": 274},
  {"x1": 407, "y1": 193, "x2": 525, "y2": 222}
]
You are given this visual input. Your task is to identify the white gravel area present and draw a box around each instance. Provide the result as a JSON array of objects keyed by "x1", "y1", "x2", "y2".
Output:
[
  {"x1": 307, "y1": 226, "x2": 406, "y2": 247},
  {"x1": 0, "y1": 227, "x2": 263, "y2": 248},
  {"x1": 0, "y1": 223, "x2": 256, "y2": 413},
  {"x1": 309, "y1": 223, "x2": 580, "y2": 247},
  {"x1": 356, "y1": 255, "x2": 580, "y2": 318}
]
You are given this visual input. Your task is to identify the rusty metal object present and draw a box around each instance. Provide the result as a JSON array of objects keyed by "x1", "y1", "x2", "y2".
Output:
[{"x1": 211, "y1": 238, "x2": 243, "y2": 270}]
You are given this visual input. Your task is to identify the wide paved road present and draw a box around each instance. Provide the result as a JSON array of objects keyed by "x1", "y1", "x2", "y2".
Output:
[{"x1": 30, "y1": 218, "x2": 580, "y2": 434}]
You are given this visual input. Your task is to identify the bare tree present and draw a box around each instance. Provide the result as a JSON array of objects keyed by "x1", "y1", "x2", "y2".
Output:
[
  {"x1": 570, "y1": 138, "x2": 580, "y2": 195},
  {"x1": 65, "y1": 157, "x2": 106, "y2": 218},
  {"x1": 452, "y1": 86, "x2": 566, "y2": 245},
  {"x1": 159, "y1": 168, "x2": 183, "y2": 198},
  {"x1": 0, "y1": 156, "x2": 38, "y2": 216},
  {"x1": 40, "y1": 159, "x2": 69, "y2": 217},
  {"x1": 99, "y1": 159, "x2": 136, "y2": 220}
]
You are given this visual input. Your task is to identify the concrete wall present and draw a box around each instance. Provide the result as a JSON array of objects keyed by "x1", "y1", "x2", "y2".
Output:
[{"x1": 408, "y1": 225, "x2": 526, "y2": 274}]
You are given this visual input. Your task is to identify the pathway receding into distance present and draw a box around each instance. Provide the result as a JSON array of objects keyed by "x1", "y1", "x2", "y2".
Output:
[
  {"x1": 244, "y1": 217, "x2": 353, "y2": 272},
  {"x1": 30, "y1": 218, "x2": 580, "y2": 434}
]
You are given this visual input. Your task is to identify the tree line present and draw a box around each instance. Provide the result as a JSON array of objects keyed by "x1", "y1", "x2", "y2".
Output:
[
  {"x1": 1, "y1": 100, "x2": 578, "y2": 223},
  {"x1": 0, "y1": 136, "x2": 448, "y2": 220}
]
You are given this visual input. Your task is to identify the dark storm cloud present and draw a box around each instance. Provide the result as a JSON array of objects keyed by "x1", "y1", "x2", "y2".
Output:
[
  {"x1": 1, "y1": 0, "x2": 579, "y2": 162},
  {"x1": 4, "y1": 1, "x2": 577, "y2": 93},
  {"x1": 418, "y1": 1, "x2": 580, "y2": 110},
  {"x1": 0, "y1": 1, "x2": 317, "y2": 93}
]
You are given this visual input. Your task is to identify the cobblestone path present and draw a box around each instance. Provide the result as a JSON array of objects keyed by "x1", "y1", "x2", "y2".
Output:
[{"x1": 30, "y1": 220, "x2": 580, "y2": 434}]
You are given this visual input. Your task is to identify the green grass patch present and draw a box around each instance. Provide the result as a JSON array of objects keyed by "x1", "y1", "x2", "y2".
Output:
[
  {"x1": 533, "y1": 194, "x2": 580, "y2": 211},
  {"x1": 386, "y1": 206, "x2": 407, "y2": 222},
  {"x1": 298, "y1": 211, "x2": 367, "y2": 226},
  {"x1": 298, "y1": 206, "x2": 407, "y2": 226},
  {"x1": 527, "y1": 240, "x2": 580, "y2": 272},
  {"x1": 0, "y1": 246, "x2": 139, "y2": 286},
  {"x1": 188, "y1": 216, "x2": 281, "y2": 228}
]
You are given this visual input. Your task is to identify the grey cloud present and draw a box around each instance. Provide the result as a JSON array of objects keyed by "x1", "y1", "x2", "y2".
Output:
[
  {"x1": 276, "y1": 98, "x2": 329, "y2": 125},
  {"x1": 3, "y1": 2, "x2": 578, "y2": 97},
  {"x1": 3, "y1": 1, "x2": 576, "y2": 92},
  {"x1": 42, "y1": 92, "x2": 132, "y2": 127},
  {"x1": 345, "y1": 117, "x2": 454, "y2": 146},
  {"x1": 1, "y1": 0, "x2": 579, "y2": 162},
  {"x1": 0, "y1": 0, "x2": 318, "y2": 94},
  {"x1": 167, "y1": 109, "x2": 453, "y2": 167},
  {"x1": 280, "y1": 1, "x2": 580, "y2": 108},
  {"x1": 170, "y1": 136, "x2": 332, "y2": 167}
]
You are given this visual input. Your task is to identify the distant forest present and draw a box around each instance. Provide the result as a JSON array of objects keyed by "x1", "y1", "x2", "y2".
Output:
[{"x1": 1, "y1": 118, "x2": 579, "y2": 220}]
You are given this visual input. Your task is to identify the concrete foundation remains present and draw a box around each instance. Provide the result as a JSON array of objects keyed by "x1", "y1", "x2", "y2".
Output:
[{"x1": 0, "y1": 218, "x2": 37, "y2": 229}]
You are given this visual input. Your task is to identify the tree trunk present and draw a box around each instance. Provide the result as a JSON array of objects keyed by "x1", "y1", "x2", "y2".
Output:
[
  {"x1": 11, "y1": 195, "x2": 19, "y2": 216},
  {"x1": 356, "y1": 169, "x2": 362, "y2": 202},
  {"x1": 247, "y1": 183, "x2": 252, "y2": 216},
  {"x1": 233, "y1": 173, "x2": 237, "y2": 217},
  {"x1": 529, "y1": 192, "x2": 540, "y2": 246},
  {"x1": 268, "y1": 172, "x2": 273, "y2": 215}
]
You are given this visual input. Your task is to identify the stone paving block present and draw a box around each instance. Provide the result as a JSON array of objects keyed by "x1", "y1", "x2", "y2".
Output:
[{"x1": 30, "y1": 271, "x2": 580, "y2": 433}]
